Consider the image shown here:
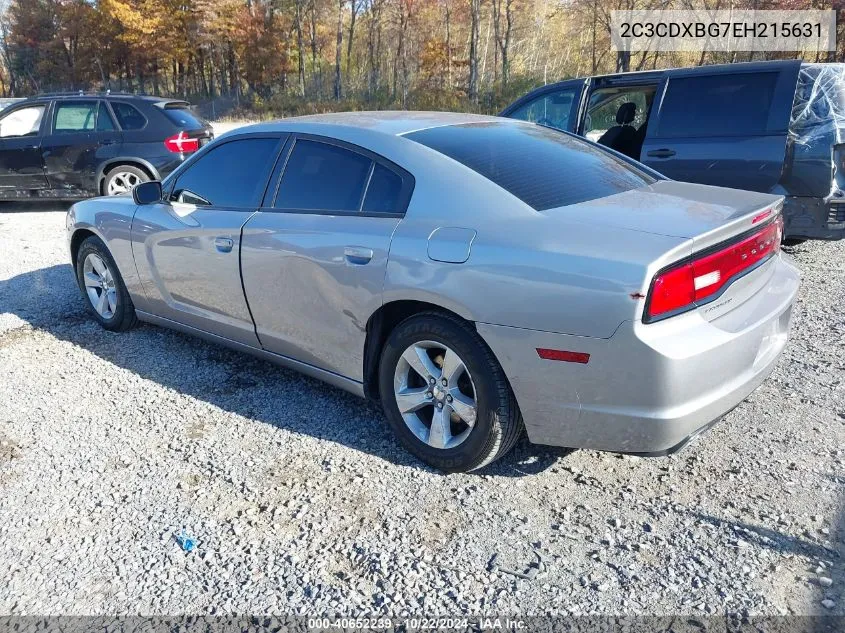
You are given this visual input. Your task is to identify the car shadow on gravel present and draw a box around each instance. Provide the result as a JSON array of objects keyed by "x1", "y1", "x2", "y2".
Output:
[
  {"x1": 692, "y1": 497, "x2": 844, "y2": 615},
  {"x1": 0, "y1": 263, "x2": 575, "y2": 477}
]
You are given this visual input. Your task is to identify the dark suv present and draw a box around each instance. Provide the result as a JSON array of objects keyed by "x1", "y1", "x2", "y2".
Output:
[
  {"x1": 0, "y1": 92, "x2": 213, "y2": 199},
  {"x1": 501, "y1": 60, "x2": 845, "y2": 241}
]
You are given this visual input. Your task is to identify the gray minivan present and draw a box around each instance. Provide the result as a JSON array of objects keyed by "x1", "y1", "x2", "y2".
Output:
[{"x1": 501, "y1": 60, "x2": 845, "y2": 241}]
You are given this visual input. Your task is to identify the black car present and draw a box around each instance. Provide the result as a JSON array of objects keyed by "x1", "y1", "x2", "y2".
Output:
[
  {"x1": 0, "y1": 92, "x2": 213, "y2": 199},
  {"x1": 501, "y1": 60, "x2": 845, "y2": 241}
]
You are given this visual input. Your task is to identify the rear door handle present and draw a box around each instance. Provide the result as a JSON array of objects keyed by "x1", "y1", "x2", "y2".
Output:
[
  {"x1": 344, "y1": 246, "x2": 374, "y2": 265},
  {"x1": 214, "y1": 237, "x2": 234, "y2": 253},
  {"x1": 100, "y1": 139, "x2": 116, "y2": 146},
  {"x1": 646, "y1": 148, "x2": 676, "y2": 158}
]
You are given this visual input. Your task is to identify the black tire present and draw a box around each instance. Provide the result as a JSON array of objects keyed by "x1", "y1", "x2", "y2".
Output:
[
  {"x1": 378, "y1": 312, "x2": 523, "y2": 473},
  {"x1": 103, "y1": 165, "x2": 149, "y2": 196},
  {"x1": 75, "y1": 236, "x2": 139, "y2": 331}
]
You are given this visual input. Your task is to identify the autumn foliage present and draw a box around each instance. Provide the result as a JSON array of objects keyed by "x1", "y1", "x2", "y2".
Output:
[{"x1": 0, "y1": 0, "x2": 842, "y2": 116}]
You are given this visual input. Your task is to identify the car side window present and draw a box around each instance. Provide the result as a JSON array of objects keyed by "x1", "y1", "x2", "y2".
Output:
[
  {"x1": 170, "y1": 137, "x2": 279, "y2": 208},
  {"x1": 508, "y1": 89, "x2": 578, "y2": 132},
  {"x1": 97, "y1": 102, "x2": 116, "y2": 131},
  {"x1": 656, "y1": 72, "x2": 779, "y2": 138},
  {"x1": 363, "y1": 163, "x2": 404, "y2": 214},
  {"x1": 54, "y1": 101, "x2": 98, "y2": 133},
  {"x1": 0, "y1": 105, "x2": 45, "y2": 137},
  {"x1": 275, "y1": 139, "x2": 372, "y2": 212},
  {"x1": 112, "y1": 102, "x2": 147, "y2": 130}
]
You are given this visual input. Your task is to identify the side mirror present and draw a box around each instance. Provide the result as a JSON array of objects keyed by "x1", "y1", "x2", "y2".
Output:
[{"x1": 132, "y1": 180, "x2": 163, "y2": 205}]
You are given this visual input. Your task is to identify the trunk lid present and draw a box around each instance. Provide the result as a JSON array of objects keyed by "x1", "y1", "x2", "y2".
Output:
[
  {"x1": 549, "y1": 180, "x2": 785, "y2": 324},
  {"x1": 556, "y1": 179, "x2": 783, "y2": 251}
]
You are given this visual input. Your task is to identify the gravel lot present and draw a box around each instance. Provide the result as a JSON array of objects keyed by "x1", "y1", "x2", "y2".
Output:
[{"x1": 0, "y1": 203, "x2": 842, "y2": 618}]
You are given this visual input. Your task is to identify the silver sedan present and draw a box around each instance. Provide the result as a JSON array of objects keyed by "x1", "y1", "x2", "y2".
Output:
[{"x1": 66, "y1": 112, "x2": 800, "y2": 472}]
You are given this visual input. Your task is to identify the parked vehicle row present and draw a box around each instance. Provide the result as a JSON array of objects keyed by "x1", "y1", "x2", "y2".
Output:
[
  {"x1": 67, "y1": 112, "x2": 800, "y2": 472},
  {"x1": 501, "y1": 60, "x2": 845, "y2": 241},
  {"x1": 0, "y1": 92, "x2": 212, "y2": 199}
]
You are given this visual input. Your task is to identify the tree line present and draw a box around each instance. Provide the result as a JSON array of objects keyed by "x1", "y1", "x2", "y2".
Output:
[{"x1": 1, "y1": 0, "x2": 843, "y2": 117}]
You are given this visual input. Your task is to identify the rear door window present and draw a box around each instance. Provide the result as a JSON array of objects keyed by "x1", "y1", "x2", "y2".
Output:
[
  {"x1": 54, "y1": 101, "x2": 98, "y2": 133},
  {"x1": 407, "y1": 122, "x2": 654, "y2": 210},
  {"x1": 655, "y1": 72, "x2": 778, "y2": 138},
  {"x1": 275, "y1": 139, "x2": 372, "y2": 212},
  {"x1": 171, "y1": 137, "x2": 280, "y2": 208}
]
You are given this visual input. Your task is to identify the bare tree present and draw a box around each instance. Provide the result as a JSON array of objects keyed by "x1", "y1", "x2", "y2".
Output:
[
  {"x1": 334, "y1": 0, "x2": 344, "y2": 99},
  {"x1": 468, "y1": 0, "x2": 480, "y2": 100}
]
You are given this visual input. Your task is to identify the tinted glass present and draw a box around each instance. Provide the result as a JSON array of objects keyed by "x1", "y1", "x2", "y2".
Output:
[
  {"x1": 407, "y1": 122, "x2": 654, "y2": 210},
  {"x1": 509, "y1": 89, "x2": 577, "y2": 132},
  {"x1": 112, "y1": 102, "x2": 147, "y2": 130},
  {"x1": 97, "y1": 102, "x2": 116, "y2": 131},
  {"x1": 363, "y1": 164, "x2": 403, "y2": 213},
  {"x1": 54, "y1": 102, "x2": 97, "y2": 132},
  {"x1": 276, "y1": 140, "x2": 371, "y2": 211},
  {"x1": 162, "y1": 106, "x2": 206, "y2": 129},
  {"x1": 171, "y1": 138, "x2": 279, "y2": 208},
  {"x1": 657, "y1": 72, "x2": 778, "y2": 138},
  {"x1": 0, "y1": 105, "x2": 44, "y2": 137}
]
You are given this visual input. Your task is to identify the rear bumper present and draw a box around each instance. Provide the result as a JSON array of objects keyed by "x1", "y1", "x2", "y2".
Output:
[
  {"x1": 477, "y1": 253, "x2": 801, "y2": 453},
  {"x1": 783, "y1": 195, "x2": 845, "y2": 240}
]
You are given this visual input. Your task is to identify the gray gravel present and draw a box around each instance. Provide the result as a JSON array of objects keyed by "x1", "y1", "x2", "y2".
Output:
[{"x1": 0, "y1": 204, "x2": 842, "y2": 617}]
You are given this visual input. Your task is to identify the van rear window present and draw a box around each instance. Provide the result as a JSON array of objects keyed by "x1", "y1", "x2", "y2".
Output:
[{"x1": 406, "y1": 122, "x2": 654, "y2": 210}]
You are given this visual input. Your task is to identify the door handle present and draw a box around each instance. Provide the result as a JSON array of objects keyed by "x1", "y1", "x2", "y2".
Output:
[
  {"x1": 101, "y1": 139, "x2": 116, "y2": 146},
  {"x1": 646, "y1": 148, "x2": 676, "y2": 158},
  {"x1": 344, "y1": 246, "x2": 374, "y2": 265},
  {"x1": 214, "y1": 237, "x2": 234, "y2": 253}
]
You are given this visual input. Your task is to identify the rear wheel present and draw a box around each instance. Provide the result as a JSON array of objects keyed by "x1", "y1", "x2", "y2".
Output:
[
  {"x1": 75, "y1": 236, "x2": 139, "y2": 331},
  {"x1": 378, "y1": 312, "x2": 523, "y2": 472},
  {"x1": 104, "y1": 165, "x2": 149, "y2": 196}
]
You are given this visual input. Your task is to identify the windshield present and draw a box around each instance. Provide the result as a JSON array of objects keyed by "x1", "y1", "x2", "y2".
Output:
[{"x1": 406, "y1": 121, "x2": 655, "y2": 210}]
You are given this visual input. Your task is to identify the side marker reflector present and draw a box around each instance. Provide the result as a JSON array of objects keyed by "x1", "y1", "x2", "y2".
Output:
[{"x1": 536, "y1": 348, "x2": 590, "y2": 364}]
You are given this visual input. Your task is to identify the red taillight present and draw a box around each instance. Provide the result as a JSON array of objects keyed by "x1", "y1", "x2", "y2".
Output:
[
  {"x1": 164, "y1": 131, "x2": 200, "y2": 154},
  {"x1": 645, "y1": 215, "x2": 783, "y2": 322}
]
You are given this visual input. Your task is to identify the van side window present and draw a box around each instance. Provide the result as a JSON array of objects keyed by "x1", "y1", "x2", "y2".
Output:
[{"x1": 657, "y1": 72, "x2": 778, "y2": 138}]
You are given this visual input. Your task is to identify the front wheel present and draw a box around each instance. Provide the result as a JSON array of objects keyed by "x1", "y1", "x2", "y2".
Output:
[
  {"x1": 378, "y1": 312, "x2": 523, "y2": 472},
  {"x1": 75, "y1": 236, "x2": 139, "y2": 331}
]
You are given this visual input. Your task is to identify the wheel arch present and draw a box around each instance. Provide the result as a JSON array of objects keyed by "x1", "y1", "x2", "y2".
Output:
[
  {"x1": 97, "y1": 158, "x2": 159, "y2": 195},
  {"x1": 69, "y1": 227, "x2": 100, "y2": 272},
  {"x1": 362, "y1": 300, "x2": 478, "y2": 403}
]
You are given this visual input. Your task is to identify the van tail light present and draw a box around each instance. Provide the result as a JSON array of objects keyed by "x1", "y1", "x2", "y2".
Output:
[
  {"x1": 164, "y1": 131, "x2": 199, "y2": 154},
  {"x1": 644, "y1": 214, "x2": 783, "y2": 322}
]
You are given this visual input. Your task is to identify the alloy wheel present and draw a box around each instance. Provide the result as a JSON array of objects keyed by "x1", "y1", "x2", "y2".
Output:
[
  {"x1": 82, "y1": 253, "x2": 118, "y2": 319},
  {"x1": 393, "y1": 341, "x2": 478, "y2": 450},
  {"x1": 107, "y1": 171, "x2": 141, "y2": 195}
]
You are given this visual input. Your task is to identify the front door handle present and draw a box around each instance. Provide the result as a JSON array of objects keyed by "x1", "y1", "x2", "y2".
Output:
[
  {"x1": 344, "y1": 246, "x2": 374, "y2": 265},
  {"x1": 214, "y1": 237, "x2": 234, "y2": 253},
  {"x1": 646, "y1": 148, "x2": 676, "y2": 158},
  {"x1": 100, "y1": 139, "x2": 116, "y2": 146}
]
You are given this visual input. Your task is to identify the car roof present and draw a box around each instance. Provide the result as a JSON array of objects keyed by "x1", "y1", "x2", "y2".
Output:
[
  {"x1": 21, "y1": 93, "x2": 187, "y2": 105},
  {"x1": 231, "y1": 111, "x2": 505, "y2": 137}
]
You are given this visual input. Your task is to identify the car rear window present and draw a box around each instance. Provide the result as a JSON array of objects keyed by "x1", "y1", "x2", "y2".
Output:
[
  {"x1": 162, "y1": 105, "x2": 206, "y2": 130},
  {"x1": 405, "y1": 122, "x2": 654, "y2": 210}
]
